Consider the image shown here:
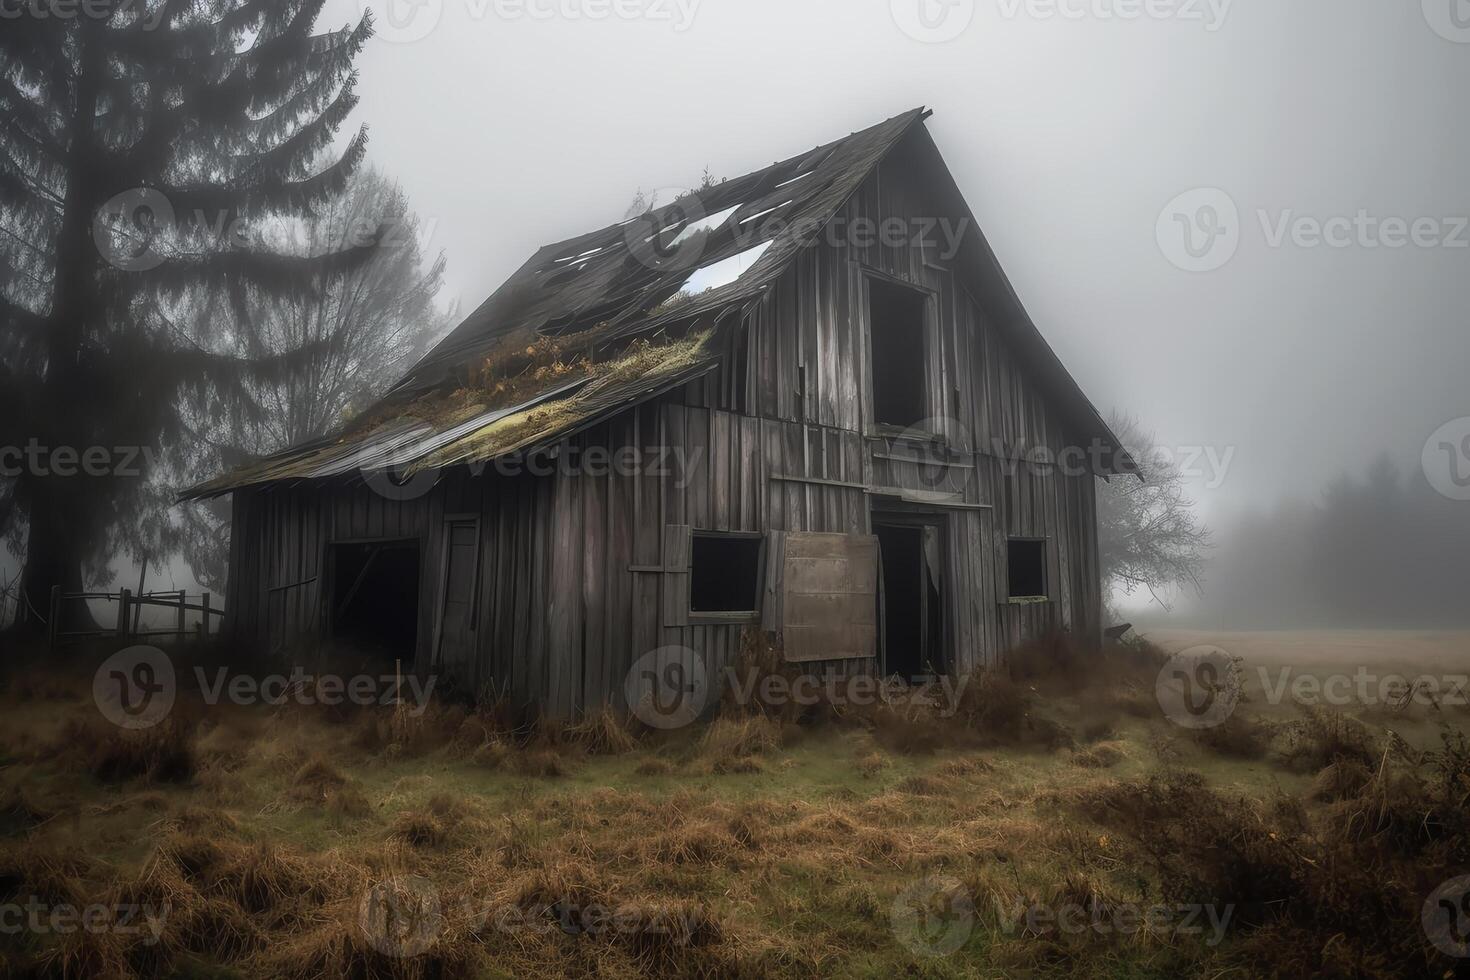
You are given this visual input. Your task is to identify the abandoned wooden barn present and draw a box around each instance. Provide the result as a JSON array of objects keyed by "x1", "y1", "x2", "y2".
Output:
[{"x1": 184, "y1": 108, "x2": 1135, "y2": 718}]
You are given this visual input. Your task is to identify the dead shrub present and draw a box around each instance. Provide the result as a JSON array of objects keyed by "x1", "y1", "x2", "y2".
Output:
[
  {"x1": 1279, "y1": 704, "x2": 1378, "y2": 773},
  {"x1": 1193, "y1": 713, "x2": 1273, "y2": 760},
  {"x1": 513, "y1": 746, "x2": 573, "y2": 778},
  {"x1": 471, "y1": 738, "x2": 512, "y2": 770},
  {"x1": 698, "y1": 715, "x2": 782, "y2": 773},
  {"x1": 1310, "y1": 758, "x2": 1373, "y2": 801},
  {"x1": 292, "y1": 756, "x2": 347, "y2": 790},
  {"x1": 259, "y1": 896, "x2": 474, "y2": 980},
  {"x1": 614, "y1": 899, "x2": 725, "y2": 973},
  {"x1": 390, "y1": 810, "x2": 446, "y2": 848},
  {"x1": 953, "y1": 670, "x2": 1030, "y2": 741},
  {"x1": 1074, "y1": 771, "x2": 1303, "y2": 928},
  {"x1": 328, "y1": 786, "x2": 373, "y2": 821},
  {"x1": 566, "y1": 705, "x2": 638, "y2": 755},
  {"x1": 74, "y1": 716, "x2": 196, "y2": 784},
  {"x1": 866, "y1": 704, "x2": 962, "y2": 755}
]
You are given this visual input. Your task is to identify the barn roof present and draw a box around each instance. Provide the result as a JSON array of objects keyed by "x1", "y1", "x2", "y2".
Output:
[{"x1": 183, "y1": 107, "x2": 1132, "y2": 500}]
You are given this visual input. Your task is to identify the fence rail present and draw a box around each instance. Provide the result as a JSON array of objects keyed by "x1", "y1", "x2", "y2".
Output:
[{"x1": 48, "y1": 586, "x2": 223, "y2": 649}]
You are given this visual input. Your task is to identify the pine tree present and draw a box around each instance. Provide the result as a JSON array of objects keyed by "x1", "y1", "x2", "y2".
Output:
[{"x1": 1, "y1": 0, "x2": 377, "y2": 627}]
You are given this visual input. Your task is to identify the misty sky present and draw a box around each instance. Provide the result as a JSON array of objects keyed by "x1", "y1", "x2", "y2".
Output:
[{"x1": 313, "y1": 0, "x2": 1469, "y2": 527}]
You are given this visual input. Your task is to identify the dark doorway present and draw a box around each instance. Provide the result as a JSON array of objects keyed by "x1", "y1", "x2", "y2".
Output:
[
  {"x1": 868, "y1": 278, "x2": 929, "y2": 428},
  {"x1": 875, "y1": 518, "x2": 945, "y2": 682},
  {"x1": 330, "y1": 540, "x2": 420, "y2": 665}
]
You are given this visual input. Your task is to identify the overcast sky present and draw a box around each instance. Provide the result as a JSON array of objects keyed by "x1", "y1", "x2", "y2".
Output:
[{"x1": 314, "y1": 0, "x2": 1469, "y2": 525}]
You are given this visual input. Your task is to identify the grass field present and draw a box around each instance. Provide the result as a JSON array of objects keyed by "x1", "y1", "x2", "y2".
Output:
[{"x1": 1, "y1": 630, "x2": 1468, "y2": 978}]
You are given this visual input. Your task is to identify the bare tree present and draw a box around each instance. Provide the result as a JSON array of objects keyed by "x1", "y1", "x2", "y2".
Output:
[
  {"x1": 1098, "y1": 412, "x2": 1211, "y2": 609},
  {"x1": 171, "y1": 167, "x2": 454, "y2": 588}
]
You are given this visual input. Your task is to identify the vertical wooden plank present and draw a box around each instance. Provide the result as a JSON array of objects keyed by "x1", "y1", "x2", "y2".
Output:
[{"x1": 660, "y1": 525, "x2": 691, "y2": 628}]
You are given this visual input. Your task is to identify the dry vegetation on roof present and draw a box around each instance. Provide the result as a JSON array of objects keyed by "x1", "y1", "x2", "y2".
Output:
[{"x1": 405, "y1": 330, "x2": 713, "y2": 472}]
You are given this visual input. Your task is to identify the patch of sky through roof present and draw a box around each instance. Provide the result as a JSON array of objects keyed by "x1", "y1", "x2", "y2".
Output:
[{"x1": 677, "y1": 239, "x2": 775, "y2": 295}]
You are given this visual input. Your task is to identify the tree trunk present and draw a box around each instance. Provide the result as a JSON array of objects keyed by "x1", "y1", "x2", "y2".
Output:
[
  {"x1": 18, "y1": 493, "x2": 92, "y2": 633},
  {"x1": 18, "y1": 20, "x2": 104, "y2": 635}
]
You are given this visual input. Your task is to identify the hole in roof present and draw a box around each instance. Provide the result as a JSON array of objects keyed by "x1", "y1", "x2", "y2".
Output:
[
  {"x1": 668, "y1": 205, "x2": 741, "y2": 246},
  {"x1": 550, "y1": 241, "x2": 622, "y2": 268},
  {"x1": 774, "y1": 170, "x2": 815, "y2": 190},
  {"x1": 673, "y1": 239, "x2": 775, "y2": 297},
  {"x1": 739, "y1": 202, "x2": 790, "y2": 227}
]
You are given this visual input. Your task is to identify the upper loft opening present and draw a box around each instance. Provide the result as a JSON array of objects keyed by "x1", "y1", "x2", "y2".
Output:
[{"x1": 868, "y1": 278, "x2": 929, "y2": 429}]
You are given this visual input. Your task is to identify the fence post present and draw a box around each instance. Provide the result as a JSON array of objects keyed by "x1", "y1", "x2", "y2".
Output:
[
  {"x1": 176, "y1": 591, "x2": 186, "y2": 639},
  {"x1": 200, "y1": 593, "x2": 210, "y2": 639},
  {"x1": 117, "y1": 588, "x2": 131, "y2": 642},
  {"x1": 48, "y1": 586, "x2": 61, "y2": 650}
]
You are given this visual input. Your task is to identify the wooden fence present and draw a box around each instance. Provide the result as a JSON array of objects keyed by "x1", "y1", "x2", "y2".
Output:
[{"x1": 48, "y1": 586, "x2": 223, "y2": 649}]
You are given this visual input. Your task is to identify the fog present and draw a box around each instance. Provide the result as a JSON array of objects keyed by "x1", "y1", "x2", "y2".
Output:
[
  {"x1": 9, "y1": 0, "x2": 1468, "y2": 629},
  {"x1": 314, "y1": 0, "x2": 1470, "y2": 627}
]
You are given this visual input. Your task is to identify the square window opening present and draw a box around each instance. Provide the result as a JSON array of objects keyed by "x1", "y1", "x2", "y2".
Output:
[
  {"x1": 1007, "y1": 539, "x2": 1047, "y2": 600},
  {"x1": 691, "y1": 533, "x2": 763, "y2": 614},
  {"x1": 868, "y1": 278, "x2": 929, "y2": 428}
]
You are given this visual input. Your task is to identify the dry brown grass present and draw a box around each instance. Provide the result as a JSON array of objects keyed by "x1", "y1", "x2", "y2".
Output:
[
  {"x1": 566, "y1": 704, "x2": 639, "y2": 755},
  {"x1": 53, "y1": 715, "x2": 197, "y2": 784},
  {"x1": 698, "y1": 715, "x2": 783, "y2": 773},
  {"x1": 3, "y1": 640, "x2": 1468, "y2": 979}
]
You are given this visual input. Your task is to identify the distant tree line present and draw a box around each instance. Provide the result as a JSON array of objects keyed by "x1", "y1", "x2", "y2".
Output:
[{"x1": 1195, "y1": 455, "x2": 1470, "y2": 629}]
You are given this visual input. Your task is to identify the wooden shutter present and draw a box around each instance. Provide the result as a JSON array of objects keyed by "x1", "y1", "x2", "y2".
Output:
[
  {"x1": 781, "y1": 532, "x2": 878, "y2": 663},
  {"x1": 660, "y1": 525, "x2": 691, "y2": 627}
]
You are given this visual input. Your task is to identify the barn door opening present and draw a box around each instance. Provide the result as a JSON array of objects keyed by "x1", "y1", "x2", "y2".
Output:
[
  {"x1": 875, "y1": 517, "x2": 945, "y2": 683},
  {"x1": 329, "y1": 540, "x2": 420, "y2": 666}
]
